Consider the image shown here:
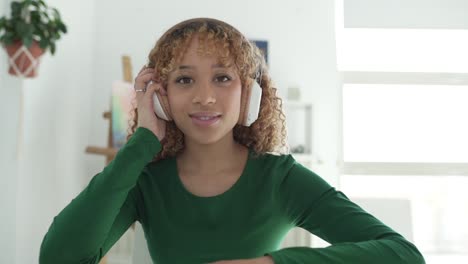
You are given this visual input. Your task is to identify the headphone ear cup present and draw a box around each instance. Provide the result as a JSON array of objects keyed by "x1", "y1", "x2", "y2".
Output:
[
  {"x1": 238, "y1": 79, "x2": 262, "y2": 126},
  {"x1": 238, "y1": 82, "x2": 250, "y2": 126},
  {"x1": 153, "y1": 91, "x2": 172, "y2": 121}
]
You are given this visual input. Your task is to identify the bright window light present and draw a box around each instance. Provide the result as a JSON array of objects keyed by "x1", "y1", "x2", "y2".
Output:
[
  {"x1": 343, "y1": 83, "x2": 468, "y2": 162},
  {"x1": 337, "y1": 28, "x2": 468, "y2": 72}
]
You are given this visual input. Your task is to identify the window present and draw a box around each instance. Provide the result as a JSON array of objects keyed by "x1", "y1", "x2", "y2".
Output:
[
  {"x1": 343, "y1": 83, "x2": 468, "y2": 163},
  {"x1": 336, "y1": 1, "x2": 468, "y2": 260},
  {"x1": 338, "y1": 28, "x2": 468, "y2": 73}
]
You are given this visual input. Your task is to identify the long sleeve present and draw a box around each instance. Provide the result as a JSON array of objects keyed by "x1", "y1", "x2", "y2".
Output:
[
  {"x1": 266, "y1": 161, "x2": 425, "y2": 264},
  {"x1": 39, "y1": 127, "x2": 161, "y2": 264}
]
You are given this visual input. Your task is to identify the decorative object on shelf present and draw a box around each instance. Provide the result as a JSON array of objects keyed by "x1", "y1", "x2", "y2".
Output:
[
  {"x1": 0, "y1": 0, "x2": 67, "y2": 77},
  {"x1": 290, "y1": 144, "x2": 306, "y2": 154},
  {"x1": 284, "y1": 101, "x2": 313, "y2": 154},
  {"x1": 287, "y1": 86, "x2": 301, "y2": 101}
]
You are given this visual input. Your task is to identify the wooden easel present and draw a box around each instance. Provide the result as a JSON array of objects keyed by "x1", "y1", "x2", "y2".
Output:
[
  {"x1": 85, "y1": 55, "x2": 134, "y2": 264},
  {"x1": 85, "y1": 55, "x2": 133, "y2": 161}
]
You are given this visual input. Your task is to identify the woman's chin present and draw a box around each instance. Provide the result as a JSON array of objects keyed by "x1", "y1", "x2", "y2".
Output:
[{"x1": 185, "y1": 130, "x2": 231, "y2": 146}]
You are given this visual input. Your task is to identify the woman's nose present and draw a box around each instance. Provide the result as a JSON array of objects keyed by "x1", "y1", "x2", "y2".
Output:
[{"x1": 192, "y1": 82, "x2": 216, "y2": 105}]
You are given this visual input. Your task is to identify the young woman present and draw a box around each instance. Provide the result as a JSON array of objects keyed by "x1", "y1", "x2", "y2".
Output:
[{"x1": 39, "y1": 18, "x2": 425, "y2": 264}]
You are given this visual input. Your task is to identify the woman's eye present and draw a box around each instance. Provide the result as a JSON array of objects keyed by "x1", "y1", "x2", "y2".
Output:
[
  {"x1": 215, "y1": 75, "x2": 232, "y2": 82},
  {"x1": 176, "y1": 76, "x2": 193, "y2": 84}
]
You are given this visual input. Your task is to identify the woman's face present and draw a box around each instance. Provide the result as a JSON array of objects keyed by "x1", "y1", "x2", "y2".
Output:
[{"x1": 166, "y1": 36, "x2": 242, "y2": 146}]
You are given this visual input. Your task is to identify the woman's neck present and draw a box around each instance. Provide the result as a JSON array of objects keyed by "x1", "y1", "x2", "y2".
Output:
[{"x1": 177, "y1": 134, "x2": 248, "y2": 175}]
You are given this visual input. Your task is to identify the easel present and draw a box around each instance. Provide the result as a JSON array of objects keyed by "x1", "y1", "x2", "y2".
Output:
[
  {"x1": 85, "y1": 55, "x2": 134, "y2": 264},
  {"x1": 86, "y1": 55, "x2": 133, "y2": 163}
]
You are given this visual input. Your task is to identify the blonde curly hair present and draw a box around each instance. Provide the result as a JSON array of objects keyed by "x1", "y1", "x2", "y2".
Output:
[{"x1": 127, "y1": 18, "x2": 289, "y2": 161}]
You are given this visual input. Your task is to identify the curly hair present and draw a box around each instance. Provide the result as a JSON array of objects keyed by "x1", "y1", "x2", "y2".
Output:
[{"x1": 126, "y1": 18, "x2": 289, "y2": 161}]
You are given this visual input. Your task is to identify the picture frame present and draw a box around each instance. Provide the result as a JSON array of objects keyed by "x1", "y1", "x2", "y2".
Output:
[{"x1": 252, "y1": 40, "x2": 269, "y2": 65}]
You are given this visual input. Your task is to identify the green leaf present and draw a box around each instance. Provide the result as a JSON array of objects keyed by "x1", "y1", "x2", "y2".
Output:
[
  {"x1": 39, "y1": 37, "x2": 48, "y2": 49},
  {"x1": 3, "y1": 36, "x2": 14, "y2": 45},
  {"x1": 27, "y1": 26, "x2": 34, "y2": 35},
  {"x1": 15, "y1": 21, "x2": 33, "y2": 39},
  {"x1": 58, "y1": 22, "x2": 67, "y2": 33},
  {"x1": 30, "y1": 1, "x2": 40, "y2": 8},
  {"x1": 15, "y1": 21, "x2": 29, "y2": 36},
  {"x1": 3, "y1": 32, "x2": 16, "y2": 45},
  {"x1": 0, "y1": 17, "x2": 6, "y2": 28},
  {"x1": 52, "y1": 8, "x2": 60, "y2": 19},
  {"x1": 37, "y1": 21, "x2": 45, "y2": 29},
  {"x1": 50, "y1": 42, "x2": 56, "y2": 55},
  {"x1": 22, "y1": 35, "x2": 33, "y2": 47},
  {"x1": 11, "y1": 2, "x2": 21, "y2": 17},
  {"x1": 30, "y1": 10, "x2": 40, "y2": 21}
]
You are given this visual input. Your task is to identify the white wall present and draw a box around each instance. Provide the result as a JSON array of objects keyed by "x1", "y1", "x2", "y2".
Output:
[
  {"x1": 0, "y1": 1, "x2": 20, "y2": 263},
  {"x1": 0, "y1": 0, "x2": 97, "y2": 263},
  {"x1": 0, "y1": 1, "x2": 340, "y2": 263},
  {"x1": 15, "y1": 1, "x2": 97, "y2": 262}
]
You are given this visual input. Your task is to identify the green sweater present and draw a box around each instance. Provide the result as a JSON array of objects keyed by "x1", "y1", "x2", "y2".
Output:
[{"x1": 39, "y1": 127, "x2": 425, "y2": 264}]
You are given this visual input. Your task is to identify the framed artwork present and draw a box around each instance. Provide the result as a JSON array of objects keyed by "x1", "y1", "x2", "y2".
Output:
[
  {"x1": 252, "y1": 40, "x2": 269, "y2": 65},
  {"x1": 111, "y1": 80, "x2": 135, "y2": 149}
]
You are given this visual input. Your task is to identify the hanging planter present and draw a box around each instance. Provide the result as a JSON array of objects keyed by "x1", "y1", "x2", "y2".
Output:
[
  {"x1": 5, "y1": 40, "x2": 44, "y2": 77},
  {"x1": 0, "y1": 0, "x2": 67, "y2": 78}
]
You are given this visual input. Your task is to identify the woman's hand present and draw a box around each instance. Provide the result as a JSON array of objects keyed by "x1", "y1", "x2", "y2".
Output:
[
  {"x1": 134, "y1": 65, "x2": 167, "y2": 141},
  {"x1": 208, "y1": 256, "x2": 274, "y2": 264}
]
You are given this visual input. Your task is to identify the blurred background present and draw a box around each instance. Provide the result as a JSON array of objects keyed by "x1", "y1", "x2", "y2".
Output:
[{"x1": 1, "y1": 0, "x2": 467, "y2": 263}]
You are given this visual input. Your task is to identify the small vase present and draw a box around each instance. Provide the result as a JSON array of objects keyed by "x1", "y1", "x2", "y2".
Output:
[{"x1": 4, "y1": 40, "x2": 45, "y2": 78}]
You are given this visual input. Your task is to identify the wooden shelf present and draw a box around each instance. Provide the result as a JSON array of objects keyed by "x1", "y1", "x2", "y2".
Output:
[
  {"x1": 85, "y1": 110, "x2": 116, "y2": 164},
  {"x1": 103, "y1": 111, "x2": 111, "y2": 119},
  {"x1": 85, "y1": 146, "x2": 118, "y2": 157}
]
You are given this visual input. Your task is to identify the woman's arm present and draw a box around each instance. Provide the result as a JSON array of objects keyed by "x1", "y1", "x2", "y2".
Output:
[
  {"x1": 265, "y1": 161, "x2": 425, "y2": 264},
  {"x1": 39, "y1": 127, "x2": 161, "y2": 264}
]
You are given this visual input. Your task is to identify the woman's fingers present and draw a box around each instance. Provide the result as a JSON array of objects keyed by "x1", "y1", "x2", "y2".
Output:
[
  {"x1": 136, "y1": 68, "x2": 154, "y2": 85},
  {"x1": 133, "y1": 65, "x2": 167, "y2": 141},
  {"x1": 147, "y1": 80, "x2": 166, "y2": 96},
  {"x1": 134, "y1": 67, "x2": 155, "y2": 99},
  {"x1": 134, "y1": 66, "x2": 167, "y2": 110}
]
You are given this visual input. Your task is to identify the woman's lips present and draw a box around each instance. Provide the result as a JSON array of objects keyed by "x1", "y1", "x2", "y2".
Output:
[{"x1": 190, "y1": 115, "x2": 221, "y2": 127}]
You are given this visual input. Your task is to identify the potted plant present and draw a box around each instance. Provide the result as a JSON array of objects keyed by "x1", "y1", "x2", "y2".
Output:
[{"x1": 0, "y1": 0, "x2": 67, "y2": 77}]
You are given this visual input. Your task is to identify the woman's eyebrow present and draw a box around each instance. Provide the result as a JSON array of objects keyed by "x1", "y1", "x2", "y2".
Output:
[
  {"x1": 177, "y1": 64, "x2": 232, "y2": 70},
  {"x1": 178, "y1": 65, "x2": 194, "y2": 70}
]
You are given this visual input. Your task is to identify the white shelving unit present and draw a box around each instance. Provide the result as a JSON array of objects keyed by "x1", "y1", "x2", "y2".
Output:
[{"x1": 283, "y1": 100, "x2": 316, "y2": 168}]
